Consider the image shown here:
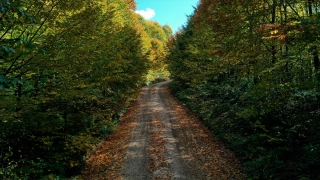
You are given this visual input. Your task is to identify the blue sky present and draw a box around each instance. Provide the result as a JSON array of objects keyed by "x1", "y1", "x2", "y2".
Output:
[{"x1": 135, "y1": 0, "x2": 199, "y2": 33}]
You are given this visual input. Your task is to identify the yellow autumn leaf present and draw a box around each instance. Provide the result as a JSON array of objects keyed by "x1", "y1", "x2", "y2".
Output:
[{"x1": 270, "y1": 29, "x2": 278, "y2": 34}]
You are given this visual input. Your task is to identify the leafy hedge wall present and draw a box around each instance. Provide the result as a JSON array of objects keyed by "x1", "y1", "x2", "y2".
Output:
[
  {"x1": 0, "y1": 0, "x2": 171, "y2": 179},
  {"x1": 167, "y1": 0, "x2": 320, "y2": 179}
]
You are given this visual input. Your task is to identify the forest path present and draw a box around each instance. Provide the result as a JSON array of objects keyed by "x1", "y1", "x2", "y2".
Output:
[{"x1": 82, "y1": 81, "x2": 244, "y2": 180}]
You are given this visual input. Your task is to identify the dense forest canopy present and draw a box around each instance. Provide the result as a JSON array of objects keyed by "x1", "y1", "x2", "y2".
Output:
[
  {"x1": 0, "y1": 0, "x2": 171, "y2": 179},
  {"x1": 2, "y1": 0, "x2": 320, "y2": 179},
  {"x1": 167, "y1": 0, "x2": 320, "y2": 179}
]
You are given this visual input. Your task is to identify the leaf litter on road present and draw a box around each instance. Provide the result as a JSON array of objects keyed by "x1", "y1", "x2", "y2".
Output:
[{"x1": 81, "y1": 81, "x2": 244, "y2": 179}]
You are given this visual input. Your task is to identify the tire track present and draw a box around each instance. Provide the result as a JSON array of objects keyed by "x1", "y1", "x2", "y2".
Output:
[
  {"x1": 84, "y1": 81, "x2": 244, "y2": 179},
  {"x1": 121, "y1": 81, "x2": 206, "y2": 179}
]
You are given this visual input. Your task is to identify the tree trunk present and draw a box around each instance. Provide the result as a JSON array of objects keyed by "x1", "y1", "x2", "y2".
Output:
[
  {"x1": 308, "y1": 0, "x2": 320, "y2": 80},
  {"x1": 271, "y1": 0, "x2": 277, "y2": 64}
]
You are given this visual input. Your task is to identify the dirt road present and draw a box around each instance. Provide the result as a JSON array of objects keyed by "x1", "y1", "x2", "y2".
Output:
[{"x1": 82, "y1": 81, "x2": 243, "y2": 180}]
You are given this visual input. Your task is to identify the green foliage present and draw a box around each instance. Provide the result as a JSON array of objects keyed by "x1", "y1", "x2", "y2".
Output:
[
  {"x1": 0, "y1": 0, "x2": 167, "y2": 179},
  {"x1": 167, "y1": 0, "x2": 320, "y2": 179},
  {"x1": 135, "y1": 15, "x2": 172, "y2": 84},
  {"x1": 163, "y1": 24, "x2": 173, "y2": 39}
]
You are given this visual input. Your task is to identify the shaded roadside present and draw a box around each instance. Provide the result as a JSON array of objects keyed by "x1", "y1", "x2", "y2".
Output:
[{"x1": 82, "y1": 81, "x2": 244, "y2": 179}]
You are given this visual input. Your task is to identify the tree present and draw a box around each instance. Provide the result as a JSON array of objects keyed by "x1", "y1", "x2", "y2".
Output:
[
  {"x1": 167, "y1": 0, "x2": 320, "y2": 179},
  {"x1": 0, "y1": 0, "x2": 158, "y2": 178},
  {"x1": 135, "y1": 15, "x2": 173, "y2": 84},
  {"x1": 163, "y1": 24, "x2": 173, "y2": 39}
]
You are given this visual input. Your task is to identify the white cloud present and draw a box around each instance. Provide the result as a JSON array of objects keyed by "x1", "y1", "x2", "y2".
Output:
[{"x1": 135, "y1": 8, "x2": 155, "y2": 20}]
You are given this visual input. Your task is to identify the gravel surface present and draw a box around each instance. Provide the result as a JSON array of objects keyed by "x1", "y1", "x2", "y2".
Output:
[
  {"x1": 121, "y1": 81, "x2": 205, "y2": 179},
  {"x1": 83, "y1": 81, "x2": 244, "y2": 179}
]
